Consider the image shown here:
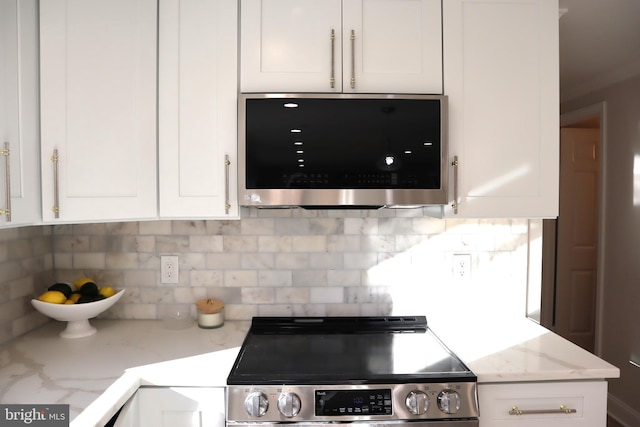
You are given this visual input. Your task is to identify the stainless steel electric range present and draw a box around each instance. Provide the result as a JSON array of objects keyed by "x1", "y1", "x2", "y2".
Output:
[{"x1": 226, "y1": 316, "x2": 479, "y2": 427}]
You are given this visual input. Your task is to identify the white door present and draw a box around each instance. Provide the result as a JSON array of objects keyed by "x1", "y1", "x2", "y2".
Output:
[
  {"x1": 0, "y1": 0, "x2": 41, "y2": 227},
  {"x1": 554, "y1": 128, "x2": 600, "y2": 353},
  {"x1": 39, "y1": 0, "x2": 157, "y2": 223},
  {"x1": 240, "y1": 0, "x2": 342, "y2": 93},
  {"x1": 342, "y1": 0, "x2": 442, "y2": 94},
  {"x1": 442, "y1": 0, "x2": 559, "y2": 218},
  {"x1": 158, "y1": 0, "x2": 239, "y2": 218}
]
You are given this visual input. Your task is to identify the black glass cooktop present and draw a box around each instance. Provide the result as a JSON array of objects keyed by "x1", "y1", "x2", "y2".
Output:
[{"x1": 227, "y1": 317, "x2": 475, "y2": 385}]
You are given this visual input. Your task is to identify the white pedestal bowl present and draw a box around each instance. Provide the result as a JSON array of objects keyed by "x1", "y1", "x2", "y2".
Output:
[{"x1": 31, "y1": 289, "x2": 125, "y2": 338}]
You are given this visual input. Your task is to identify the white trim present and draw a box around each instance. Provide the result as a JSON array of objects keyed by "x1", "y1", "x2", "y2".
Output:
[
  {"x1": 561, "y1": 56, "x2": 640, "y2": 103},
  {"x1": 608, "y1": 391, "x2": 640, "y2": 427},
  {"x1": 560, "y1": 102, "x2": 607, "y2": 358}
]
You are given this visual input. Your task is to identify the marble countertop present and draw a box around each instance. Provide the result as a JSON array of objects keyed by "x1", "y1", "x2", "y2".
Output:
[{"x1": 0, "y1": 318, "x2": 619, "y2": 427}]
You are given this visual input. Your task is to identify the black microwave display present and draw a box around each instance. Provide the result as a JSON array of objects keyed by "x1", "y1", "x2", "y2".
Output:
[
  {"x1": 315, "y1": 389, "x2": 393, "y2": 416},
  {"x1": 242, "y1": 96, "x2": 443, "y2": 190}
]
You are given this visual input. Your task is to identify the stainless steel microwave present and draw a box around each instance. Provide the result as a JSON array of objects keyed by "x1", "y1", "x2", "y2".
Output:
[{"x1": 238, "y1": 93, "x2": 448, "y2": 208}]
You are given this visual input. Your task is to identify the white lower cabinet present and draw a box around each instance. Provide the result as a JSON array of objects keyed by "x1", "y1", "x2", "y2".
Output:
[
  {"x1": 478, "y1": 381, "x2": 607, "y2": 427},
  {"x1": 115, "y1": 387, "x2": 224, "y2": 427}
]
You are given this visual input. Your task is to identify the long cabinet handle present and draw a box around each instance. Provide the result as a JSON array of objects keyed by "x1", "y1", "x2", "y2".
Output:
[
  {"x1": 51, "y1": 148, "x2": 60, "y2": 218},
  {"x1": 451, "y1": 155, "x2": 459, "y2": 214},
  {"x1": 350, "y1": 29, "x2": 356, "y2": 89},
  {"x1": 1, "y1": 142, "x2": 10, "y2": 221},
  {"x1": 509, "y1": 405, "x2": 577, "y2": 416},
  {"x1": 330, "y1": 29, "x2": 336, "y2": 88},
  {"x1": 224, "y1": 154, "x2": 231, "y2": 214}
]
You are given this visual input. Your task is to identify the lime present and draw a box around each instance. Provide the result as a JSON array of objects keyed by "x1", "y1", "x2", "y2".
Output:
[
  {"x1": 79, "y1": 282, "x2": 99, "y2": 296},
  {"x1": 47, "y1": 283, "x2": 72, "y2": 298}
]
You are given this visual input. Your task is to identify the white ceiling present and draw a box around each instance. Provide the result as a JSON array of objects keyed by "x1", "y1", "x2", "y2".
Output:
[{"x1": 558, "y1": 0, "x2": 640, "y2": 102}]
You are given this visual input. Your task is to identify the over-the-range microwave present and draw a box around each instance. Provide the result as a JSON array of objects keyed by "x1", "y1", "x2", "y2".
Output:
[{"x1": 238, "y1": 93, "x2": 448, "y2": 209}]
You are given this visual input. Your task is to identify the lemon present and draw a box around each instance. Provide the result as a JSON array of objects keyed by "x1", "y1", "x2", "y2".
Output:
[
  {"x1": 98, "y1": 286, "x2": 116, "y2": 298},
  {"x1": 73, "y1": 277, "x2": 95, "y2": 290},
  {"x1": 48, "y1": 283, "x2": 72, "y2": 298},
  {"x1": 68, "y1": 292, "x2": 81, "y2": 303},
  {"x1": 64, "y1": 299, "x2": 75, "y2": 305},
  {"x1": 38, "y1": 290, "x2": 67, "y2": 304}
]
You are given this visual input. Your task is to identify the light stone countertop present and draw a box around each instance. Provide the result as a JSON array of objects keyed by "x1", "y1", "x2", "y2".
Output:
[{"x1": 0, "y1": 318, "x2": 619, "y2": 427}]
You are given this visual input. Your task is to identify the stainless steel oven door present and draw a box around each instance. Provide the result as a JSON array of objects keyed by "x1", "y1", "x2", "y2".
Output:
[{"x1": 228, "y1": 423, "x2": 478, "y2": 427}]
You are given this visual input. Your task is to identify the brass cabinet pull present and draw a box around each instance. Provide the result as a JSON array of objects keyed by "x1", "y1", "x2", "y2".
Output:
[
  {"x1": 224, "y1": 154, "x2": 231, "y2": 214},
  {"x1": 350, "y1": 29, "x2": 356, "y2": 89},
  {"x1": 451, "y1": 155, "x2": 459, "y2": 214},
  {"x1": 1, "y1": 142, "x2": 10, "y2": 221},
  {"x1": 330, "y1": 29, "x2": 336, "y2": 88},
  {"x1": 51, "y1": 148, "x2": 60, "y2": 218},
  {"x1": 509, "y1": 405, "x2": 577, "y2": 416}
]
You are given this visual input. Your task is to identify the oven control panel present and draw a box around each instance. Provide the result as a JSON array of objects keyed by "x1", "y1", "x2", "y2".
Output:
[
  {"x1": 227, "y1": 383, "x2": 479, "y2": 423},
  {"x1": 315, "y1": 389, "x2": 392, "y2": 416}
]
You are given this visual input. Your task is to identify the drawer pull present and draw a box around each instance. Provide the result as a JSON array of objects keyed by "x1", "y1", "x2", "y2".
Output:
[{"x1": 509, "y1": 405, "x2": 577, "y2": 416}]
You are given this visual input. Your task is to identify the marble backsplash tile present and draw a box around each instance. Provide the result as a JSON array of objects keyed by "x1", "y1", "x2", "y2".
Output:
[
  {"x1": 0, "y1": 226, "x2": 54, "y2": 344},
  {"x1": 49, "y1": 208, "x2": 537, "y2": 326},
  {"x1": 0, "y1": 208, "x2": 540, "y2": 344}
]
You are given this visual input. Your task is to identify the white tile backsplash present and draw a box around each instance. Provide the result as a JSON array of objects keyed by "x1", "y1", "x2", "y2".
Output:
[{"x1": 0, "y1": 210, "x2": 541, "y2": 344}]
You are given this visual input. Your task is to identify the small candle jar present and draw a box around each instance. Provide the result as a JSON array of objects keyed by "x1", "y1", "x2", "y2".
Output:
[{"x1": 196, "y1": 298, "x2": 224, "y2": 329}]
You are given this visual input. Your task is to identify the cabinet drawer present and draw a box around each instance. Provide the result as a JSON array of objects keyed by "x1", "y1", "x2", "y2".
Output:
[{"x1": 478, "y1": 381, "x2": 607, "y2": 427}]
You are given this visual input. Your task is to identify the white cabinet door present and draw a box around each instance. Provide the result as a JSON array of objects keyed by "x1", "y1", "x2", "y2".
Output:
[
  {"x1": 240, "y1": 0, "x2": 342, "y2": 93},
  {"x1": 115, "y1": 387, "x2": 225, "y2": 427},
  {"x1": 478, "y1": 381, "x2": 607, "y2": 427},
  {"x1": 39, "y1": 0, "x2": 157, "y2": 223},
  {"x1": 342, "y1": 0, "x2": 442, "y2": 94},
  {"x1": 159, "y1": 0, "x2": 239, "y2": 219},
  {"x1": 0, "y1": 0, "x2": 41, "y2": 227},
  {"x1": 442, "y1": 0, "x2": 559, "y2": 218},
  {"x1": 240, "y1": 0, "x2": 442, "y2": 94}
]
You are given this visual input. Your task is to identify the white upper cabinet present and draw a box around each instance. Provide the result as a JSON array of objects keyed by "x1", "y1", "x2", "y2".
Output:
[
  {"x1": 158, "y1": 0, "x2": 239, "y2": 219},
  {"x1": 39, "y1": 0, "x2": 158, "y2": 223},
  {"x1": 240, "y1": 0, "x2": 442, "y2": 94},
  {"x1": 0, "y1": 0, "x2": 41, "y2": 228},
  {"x1": 442, "y1": 0, "x2": 559, "y2": 218}
]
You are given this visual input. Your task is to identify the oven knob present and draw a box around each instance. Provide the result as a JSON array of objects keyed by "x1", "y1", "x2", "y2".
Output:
[
  {"x1": 405, "y1": 390, "x2": 430, "y2": 415},
  {"x1": 277, "y1": 392, "x2": 302, "y2": 418},
  {"x1": 437, "y1": 390, "x2": 461, "y2": 414},
  {"x1": 244, "y1": 392, "x2": 269, "y2": 417}
]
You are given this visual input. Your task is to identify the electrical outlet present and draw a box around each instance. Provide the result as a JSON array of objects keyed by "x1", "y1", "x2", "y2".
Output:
[
  {"x1": 452, "y1": 254, "x2": 471, "y2": 280},
  {"x1": 161, "y1": 255, "x2": 179, "y2": 284}
]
